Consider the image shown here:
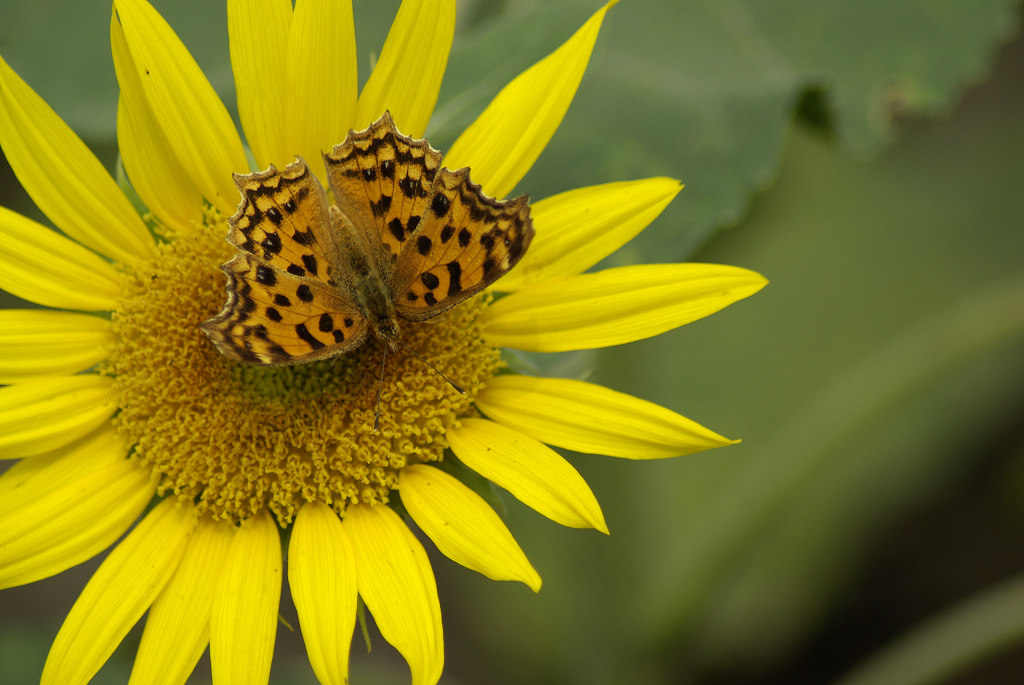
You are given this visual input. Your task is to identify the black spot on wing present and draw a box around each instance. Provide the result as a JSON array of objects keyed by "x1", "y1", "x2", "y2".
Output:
[
  {"x1": 446, "y1": 262, "x2": 462, "y2": 296},
  {"x1": 239, "y1": 296, "x2": 257, "y2": 316},
  {"x1": 431, "y1": 194, "x2": 450, "y2": 216},
  {"x1": 296, "y1": 284, "x2": 313, "y2": 302},
  {"x1": 295, "y1": 323, "x2": 325, "y2": 349},
  {"x1": 302, "y1": 254, "x2": 319, "y2": 276},
  {"x1": 421, "y1": 272, "x2": 440, "y2": 290},
  {"x1": 261, "y1": 233, "x2": 282, "y2": 256},
  {"x1": 388, "y1": 218, "x2": 405, "y2": 242},
  {"x1": 255, "y1": 265, "x2": 276, "y2": 286},
  {"x1": 371, "y1": 194, "x2": 392, "y2": 217},
  {"x1": 483, "y1": 258, "x2": 498, "y2": 278},
  {"x1": 398, "y1": 177, "x2": 418, "y2": 198}
]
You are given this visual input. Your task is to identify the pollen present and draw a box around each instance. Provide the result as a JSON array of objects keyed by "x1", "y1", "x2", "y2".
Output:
[{"x1": 105, "y1": 223, "x2": 501, "y2": 524}]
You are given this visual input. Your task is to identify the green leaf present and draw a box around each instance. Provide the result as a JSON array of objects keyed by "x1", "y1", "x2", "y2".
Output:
[{"x1": 436, "y1": 0, "x2": 1016, "y2": 258}]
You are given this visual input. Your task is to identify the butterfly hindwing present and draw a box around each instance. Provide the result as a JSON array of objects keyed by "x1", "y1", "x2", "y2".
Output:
[
  {"x1": 393, "y1": 167, "x2": 533, "y2": 321},
  {"x1": 323, "y1": 112, "x2": 442, "y2": 269},
  {"x1": 201, "y1": 254, "x2": 369, "y2": 364}
]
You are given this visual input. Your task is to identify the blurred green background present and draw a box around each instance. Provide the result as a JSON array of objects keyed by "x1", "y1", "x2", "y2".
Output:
[{"x1": 1, "y1": 0, "x2": 1023, "y2": 683}]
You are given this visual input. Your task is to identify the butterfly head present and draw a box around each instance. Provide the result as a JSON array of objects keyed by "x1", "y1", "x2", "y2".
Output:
[{"x1": 372, "y1": 317, "x2": 401, "y2": 351}]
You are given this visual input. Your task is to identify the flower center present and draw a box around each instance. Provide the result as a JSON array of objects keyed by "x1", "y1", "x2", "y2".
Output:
[{"x1": 105, "y1": 217, "x2": 501, "y2": 524}]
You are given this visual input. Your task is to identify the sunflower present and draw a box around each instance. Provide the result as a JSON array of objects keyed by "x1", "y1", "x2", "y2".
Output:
[{"x1": 0, "y1": 1, "x2": 767, "y2": 683}]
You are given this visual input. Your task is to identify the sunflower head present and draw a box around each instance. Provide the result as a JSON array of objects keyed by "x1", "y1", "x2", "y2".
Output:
[{"x1": 0, "y1": 1, "x2": 766, "y2": 684}]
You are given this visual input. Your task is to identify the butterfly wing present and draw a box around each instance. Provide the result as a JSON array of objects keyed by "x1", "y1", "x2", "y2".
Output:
[
  {"x1": 202, "y1": 255, "x2": 369, "y2": 364},
  {"x1": 227, "y1": 158, "x2": 341, "y2": 282},
  {"x1": 392, "y1": 167, "x2": 533, "y2": 321},
  {"x1": 201, "y1": 160, "x2": 369, "y2": 364},
  {"x1": 323, "y1": 111, "x2": 442, "y2": 270}
]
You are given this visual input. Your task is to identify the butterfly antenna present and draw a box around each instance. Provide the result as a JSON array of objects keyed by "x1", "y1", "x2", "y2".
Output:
[
  {"x1": 396, "y1": 338, "x2": 466, "y2": 395},
  {"x1": 373, "y1": 345, "x2": 387, "y2": 433}
]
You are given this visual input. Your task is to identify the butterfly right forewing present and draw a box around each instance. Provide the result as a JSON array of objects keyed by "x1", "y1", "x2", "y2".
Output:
[{"x1": 392, "y1": 167, "x2": 533, "y2": 321}]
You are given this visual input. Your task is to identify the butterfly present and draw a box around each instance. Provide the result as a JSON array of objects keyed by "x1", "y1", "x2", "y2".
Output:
[{"x1": 201, "y1": 111, "x2": 533, "y2": 368}]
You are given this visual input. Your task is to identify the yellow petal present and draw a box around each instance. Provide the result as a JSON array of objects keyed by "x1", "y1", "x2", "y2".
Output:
[
  {"x1": 443, "y1": 1, "x2": 615, "y2": 198},
  {"x1": 0, "y1": 429, "x2": 155, "y2": 589},
  {"x1": 401, "y1": 464, "x2": 541, "y2": 591},
  {"x1": 0, "y1": 55, "x2": 154, "y2": 264},
  {"x1": 114, "y1": 0, "x2": 249, "y2": 215},
  {"x1": 447, "y1": 418, "x2": 607, "y2": 532},
  {"x1": 0, "y1": 206, "x2": 123, "y2": 312},
  {"x1": 495, "y1": 178, "x2": 683, "y2": 292},
  {"x1": 129, "y1": 519, "x2": 234, "y2": 685},
  {"x1": 228, "y1": 0, "x2": 292, "y2": 169},
  {"x1": 282, "y1": 0, "x2": 357, "y2": 175},
  {"x1": 0, "y1": 310, "x2": 112, "y2": 384},
  {"x1": 111, "y1": 12, "x2": 204, "y2": 234},
  {"x1": 477, "y1": 375, "x2": 737, "y2": 459},
  {"x1": 344, "y1": 503, "x2": 443, "y2": 685},
  {"x1": 210, "y1": 510, "x2": 282, "y2": 685},
  {"x1": 41, "y1": 499, "x2": 195, "y2": 685},
  {"x1": 0, "y1": 376, "x2": 116, "y2": 460},
  {"x1": 0, "y1": 427, "x2": 118, "y2": 497},
  {"x1": 289, "y1": 502, "x2": 358, "y2": 685},
  {"x1": 355, "y1": 0, "x2": 455, "y2": 137},
  {"x1": 0, "y1": 428, "x2": 122, "y2": 504},
  {"x1": 481, "y1": 263, "x2": 768, "y2": 352}
]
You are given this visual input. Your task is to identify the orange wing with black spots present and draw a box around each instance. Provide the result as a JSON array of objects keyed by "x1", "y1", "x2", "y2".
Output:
[
  {"x1": 201, "y1": 254, "x2": 368, "y2": 364},
  {"x1": 228, "y1": 160, "x2": 341, "y2": 282},
  {"x1": 202, "y1": 160, "x2": 369, "y2": 364},
  {"x1": 324, "y1": 112, "x2": 533, "y2": 321},
  {"x1": 323, "y1": 111, "x2": 442, "y2": 268},
  {"x1": 393, "y1": 167, "x2": 533, "y2": 321}
]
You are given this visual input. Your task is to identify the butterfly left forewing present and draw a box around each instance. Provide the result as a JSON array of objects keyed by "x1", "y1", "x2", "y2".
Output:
[
  {"x1": 393, "y1": 167, "x2": 533, "y2": 321},
  {"x1": 229, "y1": 159, "x2": 341, "y2": 282},
  {"x1": 204, "y1": 159, "x2": 372, "y2": 364}
]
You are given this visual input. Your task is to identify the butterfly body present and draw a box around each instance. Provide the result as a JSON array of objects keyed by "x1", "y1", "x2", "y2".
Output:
[
  {"x1": 326, "y1": 204, "x2": 402, "y2": 349},
  {"x1": 201, "y1": 112, "x2": 533, "y2": 366}
]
